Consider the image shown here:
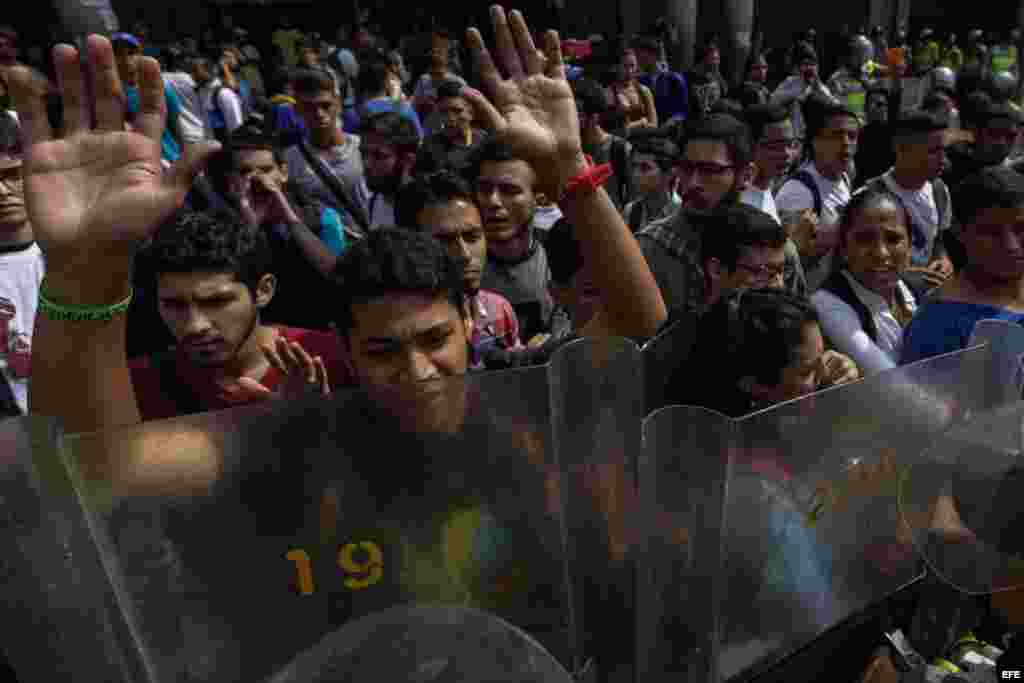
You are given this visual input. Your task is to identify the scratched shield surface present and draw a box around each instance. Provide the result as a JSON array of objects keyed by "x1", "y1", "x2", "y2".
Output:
[
  {"x1": 716, "y1": 345, "x2": 988, "y2": 680},
  {"x1": 58, "y1": 364, "x2": 576, "y2": 682}
]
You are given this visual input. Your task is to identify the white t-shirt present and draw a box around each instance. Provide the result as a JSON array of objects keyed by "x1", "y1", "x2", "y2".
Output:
[
  {"x1": 0, "y1": 243, "x2": 45, "y2": 415},
  {"x1": 740, "y1": 187, "x2": 781, "y2": 224},
  {"x1": 878, "y1": 170, "x2": 948, "y2": 267},
  {"x1": 776, "y1": 163, "x2": 852, "y2": 291}
]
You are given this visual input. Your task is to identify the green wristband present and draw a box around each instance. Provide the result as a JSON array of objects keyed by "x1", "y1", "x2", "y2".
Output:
[{"x1": 38, "y1": 279, "x2": 134, "y2": 322}]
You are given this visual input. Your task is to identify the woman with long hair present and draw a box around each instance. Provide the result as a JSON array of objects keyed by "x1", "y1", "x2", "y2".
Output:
[{"x1": 607, "y1": 48, "x2": 657, "y2": 130}]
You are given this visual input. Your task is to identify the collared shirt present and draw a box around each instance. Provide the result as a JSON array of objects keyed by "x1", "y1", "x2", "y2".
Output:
[
  {"x1": 624, "y1": 191, "x2": 682, "y2": 233},
  {"x1": 812, "y1": 270, "x2": 915, "y2": 376}
]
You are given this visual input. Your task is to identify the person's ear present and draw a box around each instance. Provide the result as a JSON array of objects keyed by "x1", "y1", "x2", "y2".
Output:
[{"x1": 254, "y1": 273, "x2": 276, "y2": 308}]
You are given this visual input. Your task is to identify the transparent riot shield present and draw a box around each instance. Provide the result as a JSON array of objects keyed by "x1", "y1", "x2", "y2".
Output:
[
  {"x1": 548, "y1": 336, "x2": 645, "y2": 681},
  {"x1": 638, "y1": 406, "x2": 733, "y2": 683},
  {"x1": 56, "y1": 365, "x2": 577, "y2": 682},
  {"x1": 718, "y1": 346, "x2": 987, "y2": 681},
  {"x1": 640, "y1": 313, "x2": 698, "y2": 415},
  {"x1": 267, "y1": 605, "x2": 574, "y2": 682},
  {"x1": 0, "y1": 416, "x2": 148, "y2": 682},
  {"x1": 900, "y1": 400, "x2": 1024, "y2": 596}
]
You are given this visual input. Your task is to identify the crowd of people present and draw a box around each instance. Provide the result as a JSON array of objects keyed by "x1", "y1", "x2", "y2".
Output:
[
  {"x1": 1, "y1": 12, "x2": 1022, "y2": 424},
  {"x1": 1, "y1": 6, "x2": 1024, "y2": 680}
]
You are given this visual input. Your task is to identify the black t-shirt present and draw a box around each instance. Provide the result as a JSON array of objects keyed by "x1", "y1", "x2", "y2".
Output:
[{"x1": 415, "y1": 129, "x2": 488, "y2": 175}]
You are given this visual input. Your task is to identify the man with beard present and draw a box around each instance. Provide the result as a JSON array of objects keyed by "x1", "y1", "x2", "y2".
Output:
[
  {"x1": 636, "y1": 114, "x2": 806, "y2": 316},
  {"x1": 357, "y1": 111, "x2": 420, "y2": 229}
]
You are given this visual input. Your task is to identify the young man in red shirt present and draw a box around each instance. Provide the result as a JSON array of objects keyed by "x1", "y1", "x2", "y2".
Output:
[{"x1": 129, "y1": 209, "x2": 350, "y2": 420}]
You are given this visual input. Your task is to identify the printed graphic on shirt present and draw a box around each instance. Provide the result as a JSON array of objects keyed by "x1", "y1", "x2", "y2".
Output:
[{"x1": 0, "y1": 296, "x2": 30, "y2": 380}]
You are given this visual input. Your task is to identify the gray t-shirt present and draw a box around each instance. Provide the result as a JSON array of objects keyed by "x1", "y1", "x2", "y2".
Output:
[
  {"x1": 480, "y1": 236, "x2": 555, "y2": 343},
  {"x1": 283, "y1": 135, "x2": 365, "y2": 216}
]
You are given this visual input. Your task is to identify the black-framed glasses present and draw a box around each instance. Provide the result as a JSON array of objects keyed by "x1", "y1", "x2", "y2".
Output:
[{"x1": 675, "y1": 160, "x2": 735, "y2": 177}]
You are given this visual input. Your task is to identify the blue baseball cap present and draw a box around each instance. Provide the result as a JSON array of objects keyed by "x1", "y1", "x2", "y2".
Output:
[{"x1": 111, "y1": 32, "x2": 141, "y2": 49}]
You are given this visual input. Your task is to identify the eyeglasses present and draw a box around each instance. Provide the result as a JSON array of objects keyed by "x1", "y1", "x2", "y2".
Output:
[
  {"x1": 676, "y1": 160, "x2": 735, "y2": 177},
  {"x1": 735, "y1": 262, "x2": 786, "y2": 280}
]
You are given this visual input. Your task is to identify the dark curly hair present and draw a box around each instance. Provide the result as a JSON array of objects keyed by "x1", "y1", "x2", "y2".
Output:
[
  {"x1": 360, "y1": 111, "x2": 420, "y2": 157},
  {"x1": 138, "y1": 210, "x2": 273, "y2": 296},
  {"x1": 330, "y1": 227, "x2": 468, "y2": 337},
  {"x1": 394, "y1": 170, "x2": 476, "y2": 229},
  {"x1": 672, "y1": 289, "x2": 820, "y2": 416}
]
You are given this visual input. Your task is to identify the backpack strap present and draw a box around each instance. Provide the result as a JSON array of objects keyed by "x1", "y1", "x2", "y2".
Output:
[
  {"x1": 932, "y1": 177, "x2": 951, "y2": 258},
  {"x1": 152, "y1": 350, "x2": 205, "y2": 417},
  {"x1": 780, "y1": 169, "x2": 823, "y2": 217},
  {"x1": 820, "y1": 270, "x2": 879, "y2": 344}
]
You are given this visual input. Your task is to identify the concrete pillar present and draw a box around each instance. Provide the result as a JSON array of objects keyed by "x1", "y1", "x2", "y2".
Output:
[
  {"x1": 721, "y1": 0, "x2": 755, "y2": 86},
  {"x1": 665, "y1": 0, "x2": 698, "y2": 71}
]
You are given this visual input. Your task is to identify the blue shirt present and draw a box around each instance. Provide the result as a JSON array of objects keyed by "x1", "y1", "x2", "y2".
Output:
[
  {"x1": 125, "y1": 84, "x2": 182, "y2": 163},
  {"x1": 638, "y1": 70, "x2": 689, "y2": 123},
  {"x1": 900, "y1": 300, "x2": 1024, "y2": 364},
  {"x1": 343, "y1": 99, "x2": 424, "y2": 139}
]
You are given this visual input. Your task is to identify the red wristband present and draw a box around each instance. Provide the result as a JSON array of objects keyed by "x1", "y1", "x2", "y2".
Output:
[{"x1": 562, "y1": 154, "x2": 613, "y2": 200}]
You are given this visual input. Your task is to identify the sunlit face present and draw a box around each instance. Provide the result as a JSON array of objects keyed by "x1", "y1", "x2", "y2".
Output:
[
  {"x1": 157, "y1": 271, "x2": 273, "y2": 368},
  {"x1": 961, "y1": 206, "x2": 1024, "y2": 281},
  {"x1": 719, "y1": 244, "x2": 787, "y2": 292},
  {"x1": 676, "y1": 139, "x2": 739, "y2": 210},
  {"x1": 416, "y1": 199, "x2": 487, "y2": 293},
  {"x1": 840, "y1": 199, "x2": 911, "y2": 295},
  {"x1": 476, "y1": 159, "x2": 538, "y2": 253},
  {"x1": 295, "y1": 89, "x2": 340, "y2": 135},
  {"x1": 750, "y1": 322, "x2": 826, "y2": 405},
  {"x1": 755, "y1": 120, "x2": 797, "y2": 181},
  {"x1": 813, "y1": 114, "x2": 860, "y2": 176},
  {"x1": 347, "y1": 293, "x2": 472, "y2": 434},
  {"x1": 0, "y1": 157, "x2": 27, "y2": 233}
]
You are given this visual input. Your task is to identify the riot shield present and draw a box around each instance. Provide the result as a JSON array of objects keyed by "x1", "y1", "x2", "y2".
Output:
[
  {"x1": 54, "y1": 365, "x2": 577, "y2": 682},
  {"x1": 899, "y1": 400, "x2": 1024, "y2": 596},
  {"x1": 548, "y1": 336, "x2": 645, "y2": 681},
  {"x1": 638, "y1": 406, "x2": 733, "y2": 683},
  {"x1": 717, "y1": 346, "x2": 987, "y2": 680},
  {"x1": 0, "y1": 416, "x2": 147, "y2": 682},
  {"x1": 640, "y1": 313, "x2": 698, "y2": 415},
  {"x1": 267, "y1": 605, "x2": 574, "y2": 682}
]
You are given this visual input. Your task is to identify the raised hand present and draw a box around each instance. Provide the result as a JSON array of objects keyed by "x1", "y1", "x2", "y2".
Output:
[
  {"x1": 219, "y1": 336, "x2": 331, "y2": 404},
  {"x1": 466, "y1": 6, "x2": 586, "y2": 197},
  {"x1": 7, "y1": 36, "x2": 218, "y2": 295}
]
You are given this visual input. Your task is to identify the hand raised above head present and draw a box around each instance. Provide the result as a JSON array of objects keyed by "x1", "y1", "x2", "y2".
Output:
[
  {"x1": 466, "y1": 6, "x2": 586, "y2": 198},
  {"x1": 7, "y1": 36, "x2": 219, "y2": 281}
]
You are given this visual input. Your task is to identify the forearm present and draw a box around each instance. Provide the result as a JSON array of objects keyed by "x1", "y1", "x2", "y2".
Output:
[
  {"x1": 30, "y1": 265, "x2": 141, "y2": 432},
  {"x1": 286, "y1": 219, "x2": 339, "y2": 278},
  {"x1": 560, "y1": 165, "x2": 668, "y2": 340}
]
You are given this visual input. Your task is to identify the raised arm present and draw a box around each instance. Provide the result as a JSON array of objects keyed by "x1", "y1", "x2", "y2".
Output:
[
  {"x1": 466, "y1": 7, "x2": 667, "y2": 340},
  {"x1": 11, "y1": 37, "x2": 216, "y2": 432}
]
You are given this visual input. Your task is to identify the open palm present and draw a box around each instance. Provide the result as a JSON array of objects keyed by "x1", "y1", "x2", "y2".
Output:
[
  {"x1": 9, "y1": 38, "x2": 215, "y2": 271},
  {"x1": 467, "y1": 7, "x2": 585, "y2": 196}
]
